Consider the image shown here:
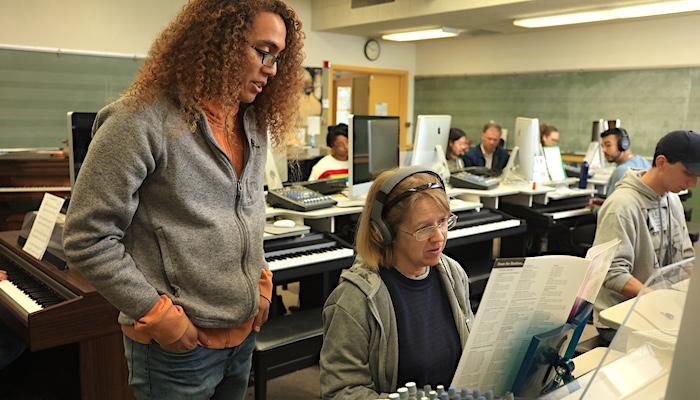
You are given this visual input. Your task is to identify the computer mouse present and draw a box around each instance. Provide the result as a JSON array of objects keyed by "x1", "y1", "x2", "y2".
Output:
[{"x1": 272, "y1": 219, "x2": 296, "y2": 228}]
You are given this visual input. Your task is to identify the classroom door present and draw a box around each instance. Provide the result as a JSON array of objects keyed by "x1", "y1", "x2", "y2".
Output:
[{"x1": 330, "y1": 65, "x2": 409, "y2": 149}]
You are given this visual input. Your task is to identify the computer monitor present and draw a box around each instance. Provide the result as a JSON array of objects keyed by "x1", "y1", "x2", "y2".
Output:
[
  {"x1": 590, "y1": 119, "x2": 620, "y2": 169},
  {"x1": 67, "y1": 111, "x2": 97, "y2": 190},
  {"x1": 512, "y1": 116, "x2": 541, "y2": 182},
  {"x1": 411, "y1": 115, "x2": 451, "y2": 178},
  {"x1": 265, "y1": 147, "x2": 284, "y2": 190},
  {"x1": 347, "y1": 115, "x2": 400, "y2": 200}
]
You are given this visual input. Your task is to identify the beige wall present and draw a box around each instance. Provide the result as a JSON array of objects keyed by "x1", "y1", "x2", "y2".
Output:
[
  {"x1": 3, "y1": 0, "x2": 699, "y2": 134},
  {"x1": 415, "y1": 13, "x2": 700, "y2": 76}
]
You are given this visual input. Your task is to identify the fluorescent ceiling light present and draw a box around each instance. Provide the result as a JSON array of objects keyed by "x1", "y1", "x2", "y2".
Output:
[
  {"x1": 514, "y1": 0, "x2": 700, "y2": 28},
  {"x1": 382, "y1": 27, "x2": 459, "y2": 42}
]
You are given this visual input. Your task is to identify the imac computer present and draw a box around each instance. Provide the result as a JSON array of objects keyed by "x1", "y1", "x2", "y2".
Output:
[
  {"x1": 67, "y1": 112, "x2": 97, "y2": 190},
  {"x1": 510, "y1": 116, "x2": 541, "y2": 182},
  {"x1": 347, "y1": 115, "x2": 400, "y2": 200},
  {"x1": 411, "y1": 115, "x2": 452, "y2": 179}
]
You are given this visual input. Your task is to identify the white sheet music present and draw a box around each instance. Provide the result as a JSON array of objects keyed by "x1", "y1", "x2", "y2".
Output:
[
  {"x1": 22, "y1": 193, "x2": 65, "y2": 260},
  {"x1": 451, "y1": 239, "x2": 620, "y2": 396}
]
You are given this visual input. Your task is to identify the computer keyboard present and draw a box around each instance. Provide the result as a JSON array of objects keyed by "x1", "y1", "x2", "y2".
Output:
[
  {"x1": 463, "y1": 166, "x2": 502, "y2": 178},
  {"x1": 335, "y1": 199, "x2": 366, "y2": 208},
  {"x1": 449, "y1": 172, "x2": 499, "y2": 190}
]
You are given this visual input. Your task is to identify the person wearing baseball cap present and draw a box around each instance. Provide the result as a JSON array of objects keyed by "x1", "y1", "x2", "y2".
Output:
[{"x1": 591, "y1": 130, "x2": 698, "y2": 344}]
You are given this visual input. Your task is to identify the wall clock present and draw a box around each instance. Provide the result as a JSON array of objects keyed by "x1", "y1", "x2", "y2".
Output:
[{"x1": 364, "y1": 39, "x2": 380, "y2": 61}]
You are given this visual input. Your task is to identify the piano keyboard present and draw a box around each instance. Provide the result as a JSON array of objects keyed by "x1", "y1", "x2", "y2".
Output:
[
  {"x1": 0, "y1": 261, "x2": 65, "y2": 315},
  {"x1": 267, "y1": 247, "x2": 354, "y2": 271},
  {"x1": 448, "y1": 219, "x2": 521, "y2": 239},
  {"x1": 543, "y1": 207, "x2": 591, "y2": 220},
  {"x1": 0, "y1": 279, "x2": 42, "y2": 314},
  {"x1": 0, "y1": 185, "x2": 71, "y2": 193}
]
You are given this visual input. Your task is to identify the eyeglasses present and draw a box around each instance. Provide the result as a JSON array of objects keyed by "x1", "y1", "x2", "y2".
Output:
[
  {"x1": 397, "y1": 214, "x2": 457, "y2": 241},
  {"x1": 250, "y1": 45, "x2": 281, "y2": 68}
]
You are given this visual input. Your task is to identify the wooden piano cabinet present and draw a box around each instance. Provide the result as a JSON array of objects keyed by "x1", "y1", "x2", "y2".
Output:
[
  {"x1": 0, "y1": 156, "x2": 71, "y2": 231},
  {"x1": 80, "y1": 332, "x2": 134, "y2": 400}
]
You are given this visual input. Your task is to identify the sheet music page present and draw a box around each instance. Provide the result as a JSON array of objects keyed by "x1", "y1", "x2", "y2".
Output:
[
  {"x1": 22, "y1": 192, "x2": 65, "y2": 260},
  {"x1": 451, "y1": 255, "x2": 590, "y2": 396},
  {"x1": 543, "y1": 146, "x2": 567, "y2": 181},
  {"x1": 579, "y1": 238, "x2": 621, "y2": 303}
]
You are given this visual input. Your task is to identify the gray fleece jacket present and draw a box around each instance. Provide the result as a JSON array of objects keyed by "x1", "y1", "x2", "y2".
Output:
[
  {"x1": 320, "y1": 254, "x2": 474, "y2": 399},
  {"x1": 592, "y1": 168, "x2": 694, "y2": 328},
  {"x1": 63, "y1": 98, "x2": 268, "y2": 328}
]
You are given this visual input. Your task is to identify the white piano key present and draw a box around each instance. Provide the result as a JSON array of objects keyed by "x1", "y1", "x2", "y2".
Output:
[
  {"x1": 268, "y1": 248, "x2": 354, "y2": 272},
  {"x1": 448, "y1": 219, "x2": 521, "y2": 239},
  {"x1": 544, "y1": 207, "x2": 592, "y2": 220},
  {"x1": 0, "y1": 279, "x2": 43, "y2": 314}
]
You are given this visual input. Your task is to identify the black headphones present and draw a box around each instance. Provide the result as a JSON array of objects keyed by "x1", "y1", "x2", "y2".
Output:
[
  {"x1": 602, "y1": 127, "x2": 630, "y2": 152},
  {"x1": 369, "y1": 166, "x2": 445, "y2": 246}
]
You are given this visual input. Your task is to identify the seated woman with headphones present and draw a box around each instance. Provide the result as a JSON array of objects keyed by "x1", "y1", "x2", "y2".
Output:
[{"x1": 320, "y1": 166, "x2": 474, "y2": 399}]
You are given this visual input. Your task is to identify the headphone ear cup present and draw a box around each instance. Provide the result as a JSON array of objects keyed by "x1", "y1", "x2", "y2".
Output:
[
  {"x1": 618, "y1": 129, "x2": 630, "y2": 152},
  {"x1": 370, "y1": 219, "x2": 393, "y2": 246}
]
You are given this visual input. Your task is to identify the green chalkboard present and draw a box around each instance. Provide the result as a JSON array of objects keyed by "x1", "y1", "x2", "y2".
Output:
[
  {"x1": 415, "y1": 68, "x2": 700, "y2": 221},
  {"x1": 415, "y1": 68, "x2": 700, "y2": 158},
  {"x1": 0, "y1": 48, "x2": 142, "y2": 149}
]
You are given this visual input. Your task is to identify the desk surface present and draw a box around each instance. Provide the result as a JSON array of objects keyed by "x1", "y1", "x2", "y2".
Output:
[{"x1": 598, "y1": 289, "x2": 687, "y2": 331}]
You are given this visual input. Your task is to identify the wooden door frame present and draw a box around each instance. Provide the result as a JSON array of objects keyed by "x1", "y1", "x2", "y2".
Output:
[{"x1": 329, "y1": 65, "x2": 410, "y2": 149}]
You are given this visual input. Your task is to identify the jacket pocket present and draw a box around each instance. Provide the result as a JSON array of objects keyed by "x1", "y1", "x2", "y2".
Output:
[{"x1": 155, "y1": 227, "x2": 182, "y2": 297}]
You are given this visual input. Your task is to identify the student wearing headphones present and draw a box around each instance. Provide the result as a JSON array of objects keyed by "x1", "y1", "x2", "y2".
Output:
[
  {"x1": 592, "y1": 130, "x2": 698, "y2": 343},
  {"x1": 308, "y1": 123, "x2": 349, "y2": 181},
  {"x1": 588, "y1": 127, "x2": 651, "y2": 209},
  {"x1": 320, "y1": 166, "x2": 474, "y2": 399}
]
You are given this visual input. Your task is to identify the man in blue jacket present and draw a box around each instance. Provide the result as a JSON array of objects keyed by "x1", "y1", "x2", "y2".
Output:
[{"x1": 462, "y1": 122, "x2": 509, "y2": 170}]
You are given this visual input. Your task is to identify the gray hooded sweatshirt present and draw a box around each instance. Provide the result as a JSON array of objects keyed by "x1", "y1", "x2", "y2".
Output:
[{"x1": 592, "y1": 168, "x2": 694, "y2": 328}]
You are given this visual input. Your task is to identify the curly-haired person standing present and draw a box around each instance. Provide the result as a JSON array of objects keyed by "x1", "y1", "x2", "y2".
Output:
[{"x1": 62, "y1": 1, "x2": 305, "y2": 398}]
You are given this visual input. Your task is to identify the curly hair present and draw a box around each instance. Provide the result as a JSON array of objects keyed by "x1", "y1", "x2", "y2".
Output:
[{"x1": 124, "y1": 0, "x2": 305, "y2": 148}]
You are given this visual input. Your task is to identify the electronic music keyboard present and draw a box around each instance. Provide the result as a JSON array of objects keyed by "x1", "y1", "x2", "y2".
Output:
[
  {"x1": 264, "y1": 231, "x2": 355, "y2": 282},
  {"x1": 446, "y1": 208, "x2": 525, "y2": 246}
]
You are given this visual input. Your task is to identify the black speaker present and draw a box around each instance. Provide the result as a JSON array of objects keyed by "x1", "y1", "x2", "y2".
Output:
[{"x1": 369, "y1": 166, "x2": 445, "y2": 246}]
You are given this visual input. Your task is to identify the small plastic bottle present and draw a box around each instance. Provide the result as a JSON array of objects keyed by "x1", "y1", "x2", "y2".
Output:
[{"x1": 578, "y1": 160, "x2": 589, "y2": 189}]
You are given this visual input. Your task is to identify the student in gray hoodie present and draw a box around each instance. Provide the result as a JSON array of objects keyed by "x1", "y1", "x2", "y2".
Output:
[
  {"x1": 592, "y1": 130, "x2": 700, "y2": 343},
  {"x1": 320, "y1": 166, "x2": 474, "y2": 399},
  {"x1": 62, "y1": 1, "x2": 306, "y2": 399}
]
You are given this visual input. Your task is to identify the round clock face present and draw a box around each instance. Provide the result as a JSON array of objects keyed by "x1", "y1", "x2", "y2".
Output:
[{"x1": 364, "y1": 39, "x2": 380, "y2": 61}]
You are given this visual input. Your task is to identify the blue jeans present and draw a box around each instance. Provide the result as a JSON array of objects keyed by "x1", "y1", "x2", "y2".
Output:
[{"x1": 124, "y1": 331, "x2": 256, "y2": 400}]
